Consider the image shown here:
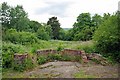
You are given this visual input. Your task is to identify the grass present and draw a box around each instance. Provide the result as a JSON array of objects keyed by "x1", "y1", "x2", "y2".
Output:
[
  {"x1": 2, "y1": 40, "x2": 96, "y2": 78},
  {"x1": 73, "y1": 70, "x2": 96, "y2": 78}
]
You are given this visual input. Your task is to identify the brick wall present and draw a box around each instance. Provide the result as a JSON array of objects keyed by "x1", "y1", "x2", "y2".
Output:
[
  {"x1": 36, "y1": 49, "x2": 88, "y2": 63},
  {"x1": 14, "y1": 49, "x2": 89, "y2": 64},
  {"x1": 36, "y1": 49, "x2": 57, "y2": 55},
  {"x1": 14, "y1": 53, "x2": 28, "y2": 64}
]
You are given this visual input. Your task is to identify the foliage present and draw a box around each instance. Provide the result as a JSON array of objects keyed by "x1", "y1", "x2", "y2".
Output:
[
  {"x1": 77, "y1": 42, "x2": 96, "y2": 53},
  {"x1": 37, "y1": 53, "x2": 83, "y2": 65},
  {"x1": 58, "y1": 29, "x2": 66, "y2": 40},
  {"x1": 69, "y1": 13, "x2": 103, "y2": 41},
  {"x1": 29, "y1": 20, "x2": 42, "y2": 32},
  {"x1": 37, "y1": 56, "x2": 48, "y2": 65},
  {"x1": 5, "y1": 29, "x2": 38, "y2": 44},
  {"x1": 1, "y1": 2, "x2": 30, "y2": 31},
  {"x1": 36, "y1": 27, "x2": 51, "y2": 40},
  {"x1": 93, "y1": 14, "x2": 120, "y2": 62},
  {"x1": 13, "y1": 58, "x2": 34, "y2": 72},
  {"x1": 47, "y1": 17, "x2": 61, "y2": 39},
  {"x1": 47, "y1": 54, "x2": 62, "y2": 61},
  {"x1": 60, "y1": 54, "x2": 74, "y2": 61},
  {"x1": 0, "y1": 2, "x2": 11, "y2": 28},
  {"x1": 57, "y1": 45, "x2": 64, "y2": 51},
  {"x1": 2, "y1": 42, "x2": 26, "y2": 68},
  {"x1": 73, "y1": 70, "x2": 96, "y2": 78},
  {"x1": 41, "y1": 23, "x2": 53, "y2": 39}
]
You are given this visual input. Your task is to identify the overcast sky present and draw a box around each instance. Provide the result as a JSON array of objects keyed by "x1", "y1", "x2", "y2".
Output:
[{"x1": 0, "y1": 0, "x2": 119, "y2": 28}]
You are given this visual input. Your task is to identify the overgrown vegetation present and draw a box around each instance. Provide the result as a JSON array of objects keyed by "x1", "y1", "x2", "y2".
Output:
[
  {"x1": 1, "y1": 2, "x2": 119, "y2": 74},
  {"x1": 13, "y1": 58, "x2": 34, "y2": 72},
  {"x1": 93, "y1": 13, "x2": 120, "y2": 62},
  {"x1": 73, "y1": 70, "x2": 96, "y2": 78},
  {"x1": 37, "y1": 53, "x2": 82, "y2": 65}
]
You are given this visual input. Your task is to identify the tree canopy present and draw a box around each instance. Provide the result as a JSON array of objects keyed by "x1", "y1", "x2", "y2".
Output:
[{"x1": 47, "y1": 17, "x2": 61, "y2": 39}]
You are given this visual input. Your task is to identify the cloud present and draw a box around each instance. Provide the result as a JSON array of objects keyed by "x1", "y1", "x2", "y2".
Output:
[
  {"x1": 0, "y1": 0, "x2": 119, "y2": 28},
  {"x1": 34, "y1": 1, "x2": 73, "y2": 17}
]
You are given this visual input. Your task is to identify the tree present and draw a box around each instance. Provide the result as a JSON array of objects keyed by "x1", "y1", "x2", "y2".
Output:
[
  {"x1": 93, "y1": 14, "x2": 120, "y2": 62},
  {"x1": 58, "y1": 29, "x2": 66, "y2": 40},
  {"x1": 73, "y1": 13, "x2": 91, "y2": 28},
  {"x1": 9, "y1": 5, "x2": 30, "y2": 31},
  {"x1": 47, "y1": 17, "x2": 61, "y2": 39},
  {"x1": 72, "y1": 13, "x2": 92, "y2": 41},
  {"x1": 103, "y1": 13, "x2": 111, "y2": 21},
  {"x1": 1, "y1": 2, "x2": 30, "y2": 31},
  {"x1": 0, "y1": 2, "x2": 11, "y2": 28},
  {"x1": 36, "y1": 27, "x2": 50, "y2": 40},
  {"x1": 5, "y1": 29, "x2": 38, "y2": 44},
  {"x1": 29, "y1": 20, "x2": 42, "y2": 32},
  {"x1": 91, "y1": 14, "x2": 102, "y2": 26},
  {"x1": 41, "y1": 23, "x2": 53, "y2": 39}
]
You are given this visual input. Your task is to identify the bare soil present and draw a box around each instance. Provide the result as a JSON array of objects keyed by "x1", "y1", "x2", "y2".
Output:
[
  {"x1": 3, "y1": 61, "x2": 118, "y2": 78},
  {"x1": 4, "y1": 61, "x2": 118, "y2": 78}
]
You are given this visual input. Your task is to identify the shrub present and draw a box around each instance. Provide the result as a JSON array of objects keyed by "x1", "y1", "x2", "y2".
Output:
[
  {"x1": 2, "y1": 42, "x2": 25, "y2": 68},
  {"x1": 36, "y1": 27, "x2": 51, "y2": 40},
  {"x1": 13, "y1": 58, "x2": 34, "y2": 72},
  {"x1": 60, "y1": 54, "x2": 73, "y2": 61},
  {"x1": 93, "y1": 14, "x2": 120, "y2": 62},
  {"x1": 57, "y1": 43, "x2": 64, "y2": 51},
  {"x1": 5, "y1": 29, "x2": 38, "y2": 45},
  {"x1": 57, "y1": 46, "x2": 64, "y2": 51},
  {"x1": 37, "y1": 56, "x2": 48, "y2": 65},
  {"x1": 47, "y1": 54, "x2": 62, "y2": 61},
  {"x1": 2, "y1": 53, "x2": 14, "y2": 68}
]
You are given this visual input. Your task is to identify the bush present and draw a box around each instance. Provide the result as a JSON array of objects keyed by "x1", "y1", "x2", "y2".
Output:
[
  {"x1": 93, "y1": 14, "x2": 120, "y2": 62},
  {"x1": 36, "y1": 53, "x2": 83, "y2": 65},
  {"x1": 37, "y1": 56, "x2": 48, "y2": 65},
  {"x1": 2, "y1": 42, "x2": 25, "y2": 68},
  {"x1": 47, "y1": 54, "x2": 62, "y2": 61},
  {"x1": 60, "y1": 54, "x2": 74, "y2": 61},
  {"x1": 13, "y1": 58, "x2": 34, "y2": 72},
  {"x1": 5, "y1": 29, "x2": 38, "y2": 45},
  {"x1": 57, "y1": 45, "x2": 64, "y2": 51},
  {"x1": 36, "y1": 27, "x2": 51, "y2": 40}
]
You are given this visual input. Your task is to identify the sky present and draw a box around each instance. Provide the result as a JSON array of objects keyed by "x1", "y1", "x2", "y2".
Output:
[{"x1": 0, "y1": 0, "x2": 120, "y2": 28}]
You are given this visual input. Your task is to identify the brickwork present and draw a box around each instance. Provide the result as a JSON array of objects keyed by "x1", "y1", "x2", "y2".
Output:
[
  {"x1": 14, "y1": 49, "x2": 90, "y2": 64},
  {"x1": 14, "y1": 53, "x2": 28, "y2": 64},
  {"x1": 36, "y1": 49, "x2": 57, "y2": 55},
  {"x1": 36, "y1": 49, "x2": 88, "y2": 63}
]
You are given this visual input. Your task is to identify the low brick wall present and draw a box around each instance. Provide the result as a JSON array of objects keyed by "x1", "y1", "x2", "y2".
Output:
[
  {"x1": 14, "y1": 49, "x2": 89, "y2": 65},
  {"x1": 61, "y1": 49, "x2": 82, "y2": 55},
  {"x1": 36, "y1": 49, "x2": 57, "y2": 55},
  {"x1": 36, "y1": 49, "x2": 88, "y2": 63},
  {"x1": 14, "y1": 53, "x2": 28, "y2": 64}
]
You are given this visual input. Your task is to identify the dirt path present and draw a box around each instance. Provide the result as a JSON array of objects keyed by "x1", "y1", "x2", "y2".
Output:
[{"x1": 23, "y1": 61, "x2": 118, "y2": 78}]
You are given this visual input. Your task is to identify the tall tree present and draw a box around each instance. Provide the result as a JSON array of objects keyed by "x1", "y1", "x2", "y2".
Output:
[
  {"x1": 73, "y1": 13, "x2": 91, "y2": 29},
  {"x1": 0, "y1": 2, "x2": 11, "y2": 28},
  {"x1": 47, "y1": 17, "x2": 61, "y2": 39},
  {"x1": 72, "y1": 13, "x2": 92, "y2": 41},
  {"x1": 93, "y1": 14, "x2": 120, "y2": 62},
  {"x1": 9, "y1": 5, "x2": 30, "y2": 31},
  {"x1": 91, "y1": 14, "x2": 102, "y2": 27},
  {"x1": 29, "y1": 20, "x2": 42, "y2": 32}
]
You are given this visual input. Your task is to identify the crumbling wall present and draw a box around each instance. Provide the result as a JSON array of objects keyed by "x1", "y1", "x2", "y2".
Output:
[
  {"x1": 36, "y1": 49, "x2": 57, "y2": 56},
  {"x1": 36, "y1": 49, "x2": 88, "y2": 63},
  {"x1": 14, "y1": 53, "x2": 28, "y2": 64}
]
